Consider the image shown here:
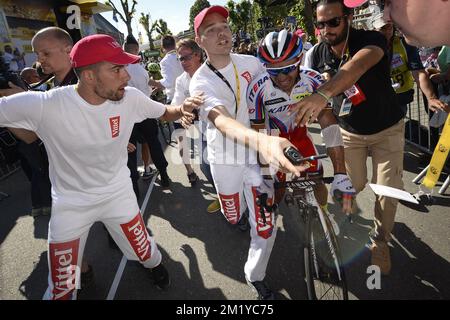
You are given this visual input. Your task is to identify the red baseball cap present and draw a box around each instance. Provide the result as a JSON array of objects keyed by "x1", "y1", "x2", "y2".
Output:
[
  {"x1": 70, "y1": 34, "x2": 140, "y2": 68},
  {"x1": 343, "y1": 0, "x2": 368, "y2": 8},
  {"x1": 194, "y1": 5, "x2": 229, "y2": 37}
]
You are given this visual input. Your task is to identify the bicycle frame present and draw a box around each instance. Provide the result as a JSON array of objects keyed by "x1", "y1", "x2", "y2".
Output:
[{"x1": 298, "y1": 186, "x2": 343, "y2": 282}]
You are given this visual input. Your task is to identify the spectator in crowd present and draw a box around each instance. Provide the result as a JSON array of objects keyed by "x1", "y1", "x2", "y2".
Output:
[
  {"x1": 430, "y1": 46, "x2": 450, "y2": 95},
  {"x1": 295, "y1": 29, "x2": 313, "y2": 51},
  {"x1": 419, "y1": 47, "x2": 440, "y2": 70},
  {"x1": 0, "y1": 34, "x2": 203, "y2": 299},
  {"x1": 247, "y1": 42, "x2": 257, "y2": 57},
  {"x1": 295, "y1": 0, "x2": 406, "y2": 275},
  {"x1": 372, "y1": 14, "x2": 448, "y2": 113},
  {"x1": 20, "y1": 67, "x2": 41, "y2": 86},
  {"x1": 124, "y1": 35, "x2": 172, "y2": 188},
  {"x1": 148, "y1": 35, "x2": 183, "y2": 104},
  {"x1": 172, "y1": 39, "x2": 200, "y2": 186},
  {"x1": 190, "y1": 5, "x2": 304, "y2": 300},
  {"x1": 14, "y1": 47, "x2": 26, "y2": 70},
  {"x1": 172, "y1": 38, "x2": 220, "y2": 213},
  {"x1": 315, "y1": 27, "x2": 323, "y2": 43},
  {"x1": 238, "y1": 42, "x2": 248, "y2": 55},
  {"x1": 2, "y1": 45, "x2": 19, "y2": 72},
  {"x1": 32, "y1": 62, "x2": 51, "y2": 91}
]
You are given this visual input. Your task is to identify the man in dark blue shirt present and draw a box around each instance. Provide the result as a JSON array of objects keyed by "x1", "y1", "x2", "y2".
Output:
[{"x1": 293, "y1": 0, "x2": 404, "y2": 275}]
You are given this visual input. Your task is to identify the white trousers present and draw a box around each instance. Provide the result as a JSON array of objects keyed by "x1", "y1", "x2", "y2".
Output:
[
  {"x1": 211, "y1": 163, "x2": 277, "y2": 282},
  {"x1": 43, "y1": 185, "x2": 161, "y2": 300}
]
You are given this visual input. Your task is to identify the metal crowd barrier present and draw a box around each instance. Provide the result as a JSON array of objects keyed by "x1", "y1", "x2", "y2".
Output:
[{"x1": 405, "y1": 84, "x2": 449, "y2": 194}]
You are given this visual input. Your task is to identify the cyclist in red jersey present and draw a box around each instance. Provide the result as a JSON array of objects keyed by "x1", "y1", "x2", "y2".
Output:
[{"x1": 248, "y1": 30, "x2": 355, "y2": 218}]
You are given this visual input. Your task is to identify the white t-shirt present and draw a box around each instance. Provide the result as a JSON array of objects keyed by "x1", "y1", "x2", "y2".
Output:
[
  {"x1": 304, "y1": 41, "x2": 314, "y2": 51},
  {"x1": 0, "y1": 86, "x2": 166, "y2": 205},
  {"x1": 127, "y1": 63, "x2": 151, "y2": 96},
  {"x1": 190, "y1": 53, "x2": 264, "y2": 165},
  {"x1": 159, "y1": 51, "x2": 184, "y2": 101},
  {"x1": 171, "y1": 72, "x2": 191, "y2": 123},
  {"x1": 303, "y1": 43, "x2": 319, "y2": 68}
]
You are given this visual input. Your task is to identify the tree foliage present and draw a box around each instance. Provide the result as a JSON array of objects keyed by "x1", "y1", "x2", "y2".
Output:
[
  {"x1": 105, "y1": 0, "x2": 137, "y2": 37},
  {"x1": 139, "y1": 13, "x2": 159, "y2": 50},
  {"x1": 189, "y1": 0, "x2": 211, "y2": 31},
  {"x1": 232, "y1": 0, "x2": 318, "y2": 42},
  {"x1": 155, "y1": 19, "x2": 172, "y2": 36},
  {"x1": 226, "y1": 0, "x2": 252, "y2": 34}
]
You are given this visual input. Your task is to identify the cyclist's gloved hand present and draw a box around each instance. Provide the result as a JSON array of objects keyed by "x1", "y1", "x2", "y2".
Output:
[{"x1": 331, "y1": 174, "x2": 356, "y2": 214}]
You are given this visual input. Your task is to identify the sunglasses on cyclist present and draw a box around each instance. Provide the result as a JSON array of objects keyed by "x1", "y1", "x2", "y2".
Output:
[
  {"x1": 178, "y1": 53, "x2": 194, "y2": 62},
  {"x1": 315, "y1": 15, "x2": 347, "y2": 29},
  {"x1": 265, "y1": 60, "x2": 301, "y2": 77}
]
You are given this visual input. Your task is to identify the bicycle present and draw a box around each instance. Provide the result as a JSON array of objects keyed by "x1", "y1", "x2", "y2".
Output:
[{"x1": 257, "y1": 152, "x2": 349, "y2": 300}]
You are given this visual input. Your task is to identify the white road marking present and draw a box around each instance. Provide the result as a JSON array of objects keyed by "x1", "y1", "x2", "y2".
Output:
[{"x1": 106, "y1": 174, "x2": 157, "y2": 300}]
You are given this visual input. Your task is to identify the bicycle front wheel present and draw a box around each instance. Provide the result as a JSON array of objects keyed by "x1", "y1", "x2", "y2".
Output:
[{"x1": 304, "y1": 207, "x2": 348, "y2": 300}]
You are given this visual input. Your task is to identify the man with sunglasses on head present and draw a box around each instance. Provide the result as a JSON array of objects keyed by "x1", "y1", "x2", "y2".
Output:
[
  {"x1": 248, "y1": 30, "x2": 355, "y2": 229},
  {"x1": 172, "y1": 39, "x2": 223, "y2": 213},
  {"x1": 293, "y1": 0, "x2": 406, "y2": 275}
]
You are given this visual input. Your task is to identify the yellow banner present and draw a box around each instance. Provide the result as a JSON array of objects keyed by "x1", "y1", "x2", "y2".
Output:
[{"x1": 422, "y1": 114, "x2": 450, "y2": 189}]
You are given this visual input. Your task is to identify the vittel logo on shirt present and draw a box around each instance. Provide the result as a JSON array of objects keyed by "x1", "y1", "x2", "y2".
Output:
[
  {"x1": 109, "y1": 116, "x2": 120, "y2": 138},
  {"x1": 252, "y1": 187, "x2": 274, "y2": 239},
  {"x1": 121, "y1": 213, "x2": 151, "y2": 261},
  {"x1": 219, "y1": 193, "x2": 240, "y2": 224},
  {"x1": 241, "y1": 71, "x2": 252, "y2": 84},
  {"x1": 49, "y1": 239, "x2": 80, "y2": 300}
]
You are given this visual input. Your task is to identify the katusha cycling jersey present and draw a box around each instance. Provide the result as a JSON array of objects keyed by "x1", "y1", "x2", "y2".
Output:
[{"x1": 247, "y1": 67, "x2": 324, "y2": 172}]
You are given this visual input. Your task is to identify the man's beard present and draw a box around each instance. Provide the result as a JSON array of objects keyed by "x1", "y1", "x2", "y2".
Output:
[
  {"x1": 323, "y1": 21, "x2": 349, "y2": 46},
  {"x1": 94, "y1": 81, "x2": 124, "y2": 101}
]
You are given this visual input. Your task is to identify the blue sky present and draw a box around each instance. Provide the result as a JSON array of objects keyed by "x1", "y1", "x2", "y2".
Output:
[{"x1": 101, "y1": 0, "x2": 229, "y2": 41}]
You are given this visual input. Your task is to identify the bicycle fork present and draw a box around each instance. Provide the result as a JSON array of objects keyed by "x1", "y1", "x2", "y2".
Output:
[{"x1": 304, "y1": 188, "x2": 343, "y2": 282}]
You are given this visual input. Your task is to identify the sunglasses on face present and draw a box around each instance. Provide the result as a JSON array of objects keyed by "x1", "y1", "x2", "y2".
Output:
[
  {"x1": 178, "y1": 53, "x2": 195, "y2": 62},
  {"x1": 315, "y1": 15, "x2": 347, "y2": 29},
  {"x1": 265, "y1": 60, "x2": 301, "y2": 77}
]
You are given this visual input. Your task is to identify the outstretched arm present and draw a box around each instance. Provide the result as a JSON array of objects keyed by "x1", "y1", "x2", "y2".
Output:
[
  {"x1": 291, "y1": 46, "x2": 385, "y2": 126},
  {"x1": 208, "y1": 106, "x2": 304, "y2": 176},
  {"x1": 159, "y1": 95, "x2": 204, "y2": 122}
]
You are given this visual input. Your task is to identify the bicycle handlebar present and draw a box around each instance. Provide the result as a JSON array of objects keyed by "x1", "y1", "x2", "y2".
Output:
[{"x1": 273, "y1": 175, "x2": 334, "y2": 189}]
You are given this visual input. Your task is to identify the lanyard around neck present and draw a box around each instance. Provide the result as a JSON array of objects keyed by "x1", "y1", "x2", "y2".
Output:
[{"x1": 206, "y1": 59, "x2": 241, "y2": 118}]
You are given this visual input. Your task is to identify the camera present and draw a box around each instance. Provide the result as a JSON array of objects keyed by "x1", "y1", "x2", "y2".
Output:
[
  {"x1": 0, "y1": 55, "x2": 28, "y2": 90},
  {"x1": 284, "y1": 146, "x2": 303, "y2": 165}
]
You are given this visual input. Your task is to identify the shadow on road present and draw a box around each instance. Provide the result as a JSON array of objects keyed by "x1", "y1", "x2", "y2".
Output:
[
  {"x1": 341, "y1": 215, "x2": 450, "y2": 299},
  {"x1": 115, "y1": 246, "x2": 226, "y2": 300}
]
